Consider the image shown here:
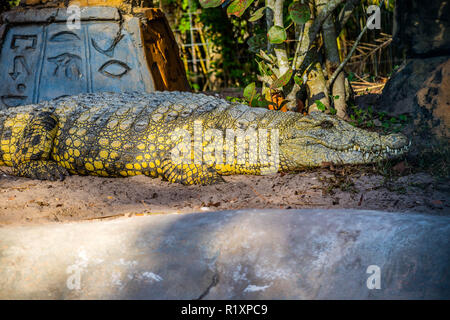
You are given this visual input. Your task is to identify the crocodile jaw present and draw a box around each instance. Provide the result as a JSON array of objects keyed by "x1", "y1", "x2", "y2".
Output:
[
  {"x1": 281, "y1": 134, "x2": 409, "y2": 168},
  {"x1": 278, "y1": 112, "x2": 410, "y2": 169}
]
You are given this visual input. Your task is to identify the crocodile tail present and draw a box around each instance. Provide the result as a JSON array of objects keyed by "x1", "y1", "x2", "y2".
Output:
[
  {"x1": 0, "y1": 109, "x2": 12, "y2": 166},
  {"x1": 0, "y1": 110, "x2": 5, "y2": 165}
]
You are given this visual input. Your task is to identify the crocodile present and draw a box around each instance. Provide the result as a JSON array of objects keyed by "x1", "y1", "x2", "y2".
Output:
[{"x1": 0, "y1": 91, "x2": 409, "y2": 185}]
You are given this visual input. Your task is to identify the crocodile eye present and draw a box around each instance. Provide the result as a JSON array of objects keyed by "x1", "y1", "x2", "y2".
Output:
[{"x1": 320, "y1": 120, "x2": 334, "y2": 129}]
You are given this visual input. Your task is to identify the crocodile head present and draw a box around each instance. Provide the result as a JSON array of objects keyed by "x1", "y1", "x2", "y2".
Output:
[{"x1": 279, "y1": 111, "x2": 410, "y2": 169}]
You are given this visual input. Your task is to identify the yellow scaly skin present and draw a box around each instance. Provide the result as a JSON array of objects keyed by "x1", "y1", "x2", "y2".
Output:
[{"x1": 0, "y1": 91, "x2": 409, "y2": 185}]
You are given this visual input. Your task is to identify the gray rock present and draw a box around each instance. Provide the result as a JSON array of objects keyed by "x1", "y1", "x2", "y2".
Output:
[
  {"x1": 381, "y1": 0, "x2": 450, "y2": 145},
  {"x1": 380, "y1": 56, "x2": 449, "y2": 142},
  {"x1": 0, "y1": 209, "x2": 449, "y2": 299}
]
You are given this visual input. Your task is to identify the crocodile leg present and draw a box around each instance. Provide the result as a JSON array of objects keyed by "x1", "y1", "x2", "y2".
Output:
[
  {"x1": 12, "y1": 112, "x2": 68, "y2": 181},
  {"x1": 160, "y1": 159, "x2": 224, "y2": 185}
]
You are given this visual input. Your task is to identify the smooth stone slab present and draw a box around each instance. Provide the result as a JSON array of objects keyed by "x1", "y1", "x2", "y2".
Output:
[{"x1": 0, "y1": 209, "x2": 449, "y2": 299}]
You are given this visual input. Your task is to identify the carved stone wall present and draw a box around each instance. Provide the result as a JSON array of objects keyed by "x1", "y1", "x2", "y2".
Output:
[
  {"x1": 0, "y1": 4, "x2": 190, "y2": 109},
  {"x1": 18, "y1": 1, "x2": 152, "y2": 13}
]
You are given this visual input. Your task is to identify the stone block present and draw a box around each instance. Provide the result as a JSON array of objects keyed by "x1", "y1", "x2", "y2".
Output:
[{"x1": 0, "y1": 6, "x2": 190, "y2": 110}]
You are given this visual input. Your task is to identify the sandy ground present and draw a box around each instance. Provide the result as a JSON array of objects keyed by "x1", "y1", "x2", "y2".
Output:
[{"x1": 0, "y1": 165, "x2": 448, "y2": 225}]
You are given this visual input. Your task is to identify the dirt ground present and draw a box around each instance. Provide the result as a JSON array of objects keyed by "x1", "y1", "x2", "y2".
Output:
[{"x1": 1, "y1": 165, "x2": 448, "y2": 225}]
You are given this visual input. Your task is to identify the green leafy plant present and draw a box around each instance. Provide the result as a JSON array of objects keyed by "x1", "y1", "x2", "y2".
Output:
[
  {"x1": 241, "y1": 82, "x2": 289, "y2": 110},
  {"x1": 199, "y1": 0, "x2": 314, "y2": 112},
  {"x1": 198, "y1": 0, "x2": 395, "y2": 118},
  {"x1": 243, "y1": 82, "x2": 270, "y2": 108},
  {"x1": 178, "y1": 0, "x2": 260, "y2": 90}
]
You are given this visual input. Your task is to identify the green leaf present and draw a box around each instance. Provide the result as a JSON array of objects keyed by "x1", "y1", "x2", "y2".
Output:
[
  {"x1": 271, "y1": 69, "x2": 293, "y2": 89},
  {"x1": 243, "y1": 82, "x2": 257, "y2": 101},
  {"x1": 288, "y1": 2, "x2": 310, "y2": 25},
  {"x1": 294, "y1": 75, "x2": 303, "y2": 86},
  {"x1": 257, "y1": 50, "x2": 275, "y2": 63},
  {"x1": 334, "y1": 95, "x2": 340, "y2": 100},
  {"x1": 315, "y1": 100, "x2": 326, "y2": 112},
  {"x1": 227, "y1": 0, "x2": 255, "y2": 17},
  {"x1": 249, "y1": 94, "x2": 263, "y2": 107},
  {"x1": 256, "y1": 59, "x2": 268, "y2": 76},
  {"x1": 8, "y1": 0, "x2": 20, "y2": 7},
  {"x1": 267, "y1": 25, "x2": 287, "y2": 44},
  {"x1": 249, "y1": 6, "x2": 266, "y2": 22},
  {"x1": 199, "y1": 0, "x2": 226, "y2": 8}
]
